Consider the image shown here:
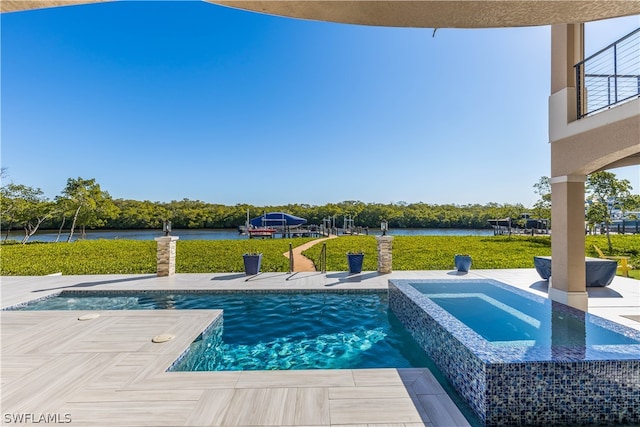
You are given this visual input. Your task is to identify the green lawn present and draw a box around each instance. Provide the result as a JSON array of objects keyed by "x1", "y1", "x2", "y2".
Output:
[{"x1": 1, "y1": 234, "x2": 638, "y2": 277}]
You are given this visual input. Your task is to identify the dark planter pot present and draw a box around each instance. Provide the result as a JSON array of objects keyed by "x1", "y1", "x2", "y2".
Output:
[
  {"x1": 347, "y1": 253, "x2": 364, "y2": 274},
  {"x1": 454, "y1": 255, "x2": 472, "y2": 273},
  {"x1": 243, "y1": 253, "x2": 262, "y2": 275}
]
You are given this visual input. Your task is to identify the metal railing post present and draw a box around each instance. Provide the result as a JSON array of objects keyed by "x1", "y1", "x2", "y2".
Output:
[
  {"x1": 613, "y1": 43, "x2": 618, "y2": 104},
  {"x1": 288, "y1": 242, "x2": 294, "y2": 273},
  {"x1": 320, "y1": 243, "x2": 327, "y2": 274},
  {"x1": 576, "y1": 62, "x2": 583, "y2": 118}
]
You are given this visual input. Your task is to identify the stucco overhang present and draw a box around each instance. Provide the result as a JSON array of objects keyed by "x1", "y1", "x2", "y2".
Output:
[
  {"x1": 2, "y1": 0, "x2": 109, "y2": 13},
  {"x1": 3, "y1": 0, "x2": 640, "y2": 28},
  {"x1": 209, "y1": 1, "x2": 640, "y2": 28}
]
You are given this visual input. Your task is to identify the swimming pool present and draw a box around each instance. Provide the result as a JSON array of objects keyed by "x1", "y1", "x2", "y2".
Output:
[
  {"x1": 9, "y1": 290, "x2": 431, "y2": 371},
  {"x1": 411, "y1": 281, "x2": 639, "y2": 346},
  {"x1": 389, "y1": 279, "x2": 640, "y2": 426}
]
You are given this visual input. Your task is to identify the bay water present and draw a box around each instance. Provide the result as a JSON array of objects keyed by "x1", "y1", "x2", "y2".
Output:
[{"x1": 5, "y1": 228, "x2": 493, "y2": 243}]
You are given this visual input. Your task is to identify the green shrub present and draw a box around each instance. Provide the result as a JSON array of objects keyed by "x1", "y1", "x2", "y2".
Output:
[
  {"x1": 175, "y1": 238, "x2": 315, "y2": 273},
  {"x1": 0, "y1": 240, "x2": 156, "y2": 275},
  {"x1": 0, "y1": 238, "x2": 315, "y2": 275},
  {"x1": 1, "y1": 234, "x2": 638, "y2": 277},
  {"x1": 303, "y1": 235, "x2": 553, "y2": 271}
]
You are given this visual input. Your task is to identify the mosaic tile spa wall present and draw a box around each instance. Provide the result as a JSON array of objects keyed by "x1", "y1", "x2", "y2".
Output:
[{"x1": 389, "y1": 279, "x2": 640, "y2": 426}]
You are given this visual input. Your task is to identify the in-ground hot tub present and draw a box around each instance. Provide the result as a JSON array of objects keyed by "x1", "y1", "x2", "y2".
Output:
[{"x1": 389, "y1": 279, "x2": 640, "y2": 426}]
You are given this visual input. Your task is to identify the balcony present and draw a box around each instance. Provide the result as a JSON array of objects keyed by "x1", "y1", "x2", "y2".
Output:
[{"x1": 575, "y1": 27, "x2": 640, "y2": 119}]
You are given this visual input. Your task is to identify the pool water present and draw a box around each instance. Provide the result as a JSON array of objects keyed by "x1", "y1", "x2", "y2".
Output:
[
  {"x1": 14, "y1": 291, "x2": 432, "y2": 371},
  {"x1": 411, "y1": 281, "x2": 640, "y2": 346}
]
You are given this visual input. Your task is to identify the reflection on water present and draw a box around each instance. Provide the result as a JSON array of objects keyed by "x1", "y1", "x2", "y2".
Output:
[{"x1": 551, "y1": 301, "x2": 586, "y2": 359}]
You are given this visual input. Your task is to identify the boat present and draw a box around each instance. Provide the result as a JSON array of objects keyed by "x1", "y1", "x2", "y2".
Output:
[
  {"x1": 240, "y1": 212, "x2": 309, "y2": 239},
  {"x1": 250, "y1": 212, "x2": 307, "y2": 229},
  {"x1": 247, "y1": 227, "x2": 277, "y2": 238}
]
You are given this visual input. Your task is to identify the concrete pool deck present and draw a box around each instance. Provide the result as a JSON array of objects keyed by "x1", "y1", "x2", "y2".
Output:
[{"x1": 2, "y1": 269, "x2": 639, "y2": 426}]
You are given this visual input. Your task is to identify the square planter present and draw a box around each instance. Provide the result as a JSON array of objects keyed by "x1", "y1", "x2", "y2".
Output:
[
  {"x1": 243, "y1": 253, "x2": 262, "y2": 275},
  {"x1": 454, "y1": 255, "x2": 472, "y2": 273},
  {"x1": 347, "y1": 253, "x2": 364, "y2": 274}
]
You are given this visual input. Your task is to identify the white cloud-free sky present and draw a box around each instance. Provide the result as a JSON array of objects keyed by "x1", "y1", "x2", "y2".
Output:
[{"x1": 2, "y1": 2, "x2": 638, "y2": 207}]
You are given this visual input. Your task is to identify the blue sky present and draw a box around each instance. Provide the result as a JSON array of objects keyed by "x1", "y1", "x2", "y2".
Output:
[{"x1": 1, "y1": 2, "x2": 638, "y2": 207}]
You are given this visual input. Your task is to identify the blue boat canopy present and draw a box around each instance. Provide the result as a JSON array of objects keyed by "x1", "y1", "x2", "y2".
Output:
[{"x1": 250, "y1": 212, "x2": 307, "y2": 228}]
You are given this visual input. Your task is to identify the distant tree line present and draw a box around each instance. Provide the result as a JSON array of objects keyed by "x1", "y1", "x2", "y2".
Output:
[
  {"x1": 2, "y1": 170, "x2": 638, "y2": 244},
  {"x1": 104, "y1": 198, "x2": 529, "y2": 230}
]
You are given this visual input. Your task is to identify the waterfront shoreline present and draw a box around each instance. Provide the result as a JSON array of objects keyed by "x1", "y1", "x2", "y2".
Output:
[{"x1": 5, "y1": 228, "x2": 495, "y2": 243}]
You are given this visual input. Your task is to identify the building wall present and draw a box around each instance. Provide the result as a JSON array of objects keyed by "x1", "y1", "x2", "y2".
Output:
[{"x1": 548, "y1": 23, "x2": 640, "y2": 310}]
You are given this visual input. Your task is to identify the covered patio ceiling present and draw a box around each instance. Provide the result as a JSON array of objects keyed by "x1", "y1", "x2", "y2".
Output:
[
  {"x1": 211, "y1": 1, "x2": 640, "y2": 28},
  {"x1": 3, "y1": 0, "x2": 640, "y2": 28}
]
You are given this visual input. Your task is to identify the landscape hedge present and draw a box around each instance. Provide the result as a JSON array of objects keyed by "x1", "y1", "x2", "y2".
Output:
[{"x1": 0, "y1": 235, "x2": 637, "y2": 277}]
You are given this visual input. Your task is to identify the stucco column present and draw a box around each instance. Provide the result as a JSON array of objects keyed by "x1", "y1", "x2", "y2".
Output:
[
  {"x1": 548, "y1": 23, "x2": 588, "y2": 311},
  {"x1": 155, "y1": 236, "x2": 179, "y2": 276},
  {"x1": 549, "y1": 175, "x2": 588, "y2": 311},
  {"x1": 550, "y1": 24, "x2": 583, "y2": 97},
  {"x1": 376, "y1": 235, "x2": 393, "y2": 274}
]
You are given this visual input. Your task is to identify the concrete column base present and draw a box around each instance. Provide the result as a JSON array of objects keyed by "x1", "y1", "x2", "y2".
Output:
[{"x1": 548, "y1": 278, "x2": 588, "y2": 311}]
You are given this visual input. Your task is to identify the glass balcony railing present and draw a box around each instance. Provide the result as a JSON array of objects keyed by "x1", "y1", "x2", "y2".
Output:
[{"x1": 575, "y1": 27, "x2": 640, "y2": 119}]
